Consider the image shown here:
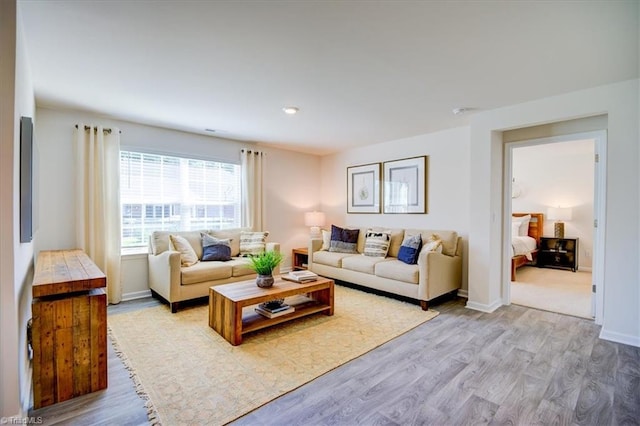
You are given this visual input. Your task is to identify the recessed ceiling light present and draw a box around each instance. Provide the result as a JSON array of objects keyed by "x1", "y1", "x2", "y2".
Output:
[
  {"x1": 204, "y1": 128, "x2": 217, "y2": 133},
  {"x1": 283, "y1": 106, "x2": 299, "y2": 115},
  {"x1": 452, "y1": 107, "x2": 474, "y2": 115}
]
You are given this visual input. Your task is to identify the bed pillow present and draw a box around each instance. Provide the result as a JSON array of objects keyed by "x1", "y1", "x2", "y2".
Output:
[
  {"x1": 363, "y1": 230, "x2": 391, "y2": 257},
  {"x1": 328, "y1": 225, "x2": 359, "y2": 254},
  {"x1": 239, "y1": 231, "x2": 269, "y2": 256},
  {"x1": 201, "y1": 233, "x2": 232, "y2": 261},
  {"x1": 398, "y1": 234, "x2": 422, "y2": 265},
  {"x1": 513, "y1": 214, "x2": 531, "y2": 236},
  {"x1": 169, "y1": 234, "x2": 199, "y2": 267},
  {"x1": 511, "y1": 222, "x2": 521, "y2": 236}
]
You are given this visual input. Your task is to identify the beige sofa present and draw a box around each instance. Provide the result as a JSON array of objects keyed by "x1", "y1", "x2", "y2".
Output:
[
  {"x1": 308, "y1": 227, "x2": 462, "y2": 310},
  {"x1": 148, "y1": 228, "x2": 280, "y2": 312}
]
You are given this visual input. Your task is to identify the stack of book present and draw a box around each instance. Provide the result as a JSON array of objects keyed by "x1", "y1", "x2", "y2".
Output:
[
  {"x1": 255, "y1": 300, "x2": 294, "y2": 318},
  {"x1": 283, "y1": 270, "x2": 319, "y2": 283}
]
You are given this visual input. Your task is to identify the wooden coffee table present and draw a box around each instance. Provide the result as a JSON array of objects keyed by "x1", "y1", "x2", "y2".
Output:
[{"x1": 208, "y1": 276, "x2": 334, "y2": 345}]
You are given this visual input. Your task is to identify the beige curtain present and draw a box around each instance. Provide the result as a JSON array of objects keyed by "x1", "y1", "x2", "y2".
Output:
[
  {"x1": 74, "y1": 124, "x2": 122, "y2": 304},
  {"x1": 240, "y1": 149, "x2": 266, "y2": 230}
]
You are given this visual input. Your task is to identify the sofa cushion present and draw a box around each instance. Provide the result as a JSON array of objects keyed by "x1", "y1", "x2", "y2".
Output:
[
  {"x1": 239, "y1": 231, "x2": 269, "y2": 256},
  {"x1": 342, "y1": 255, "x2": 391, "y2": 274},
  {"x1": 209, "y1": 228, "x2": 249, "y2": 257},
  {"x1": 228, "y1": 258, "x2": 255, "y2": 277},
  {"x1": 313, "y1": 250, "x2": 357, "y2": 268},
  {"x1": 329, "y1": 225, "x2": 359, "y2": 254},
  {"x1": 170, "y1": 234, "x2": 199, "y2": 267},
  {"x1": 201, "y1": 234, "x2": 232, "y2": 261},
  {"x1": 398, "y1": 233, "x2": 422, "y2": 265},
  {"x1": 152, "y1": 230, "x2": 204, "y2": 259},
  {"x1": 363, "y1": 230, "x2": 391, "y2": 257},
  {"x1": 181, "y1": 261, "x2": 232, "y2": 285},
  {"x1": 405, "y1": 229, "x2": 458, "y2": 257},
  {"x1": 375, "y1": 260, "x2": 419, "y2": 284}
]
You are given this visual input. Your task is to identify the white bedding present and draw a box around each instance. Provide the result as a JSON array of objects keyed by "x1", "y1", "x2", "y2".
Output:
[{"x1": 511, "y1": 236, "x2": 537, "y2": 261}]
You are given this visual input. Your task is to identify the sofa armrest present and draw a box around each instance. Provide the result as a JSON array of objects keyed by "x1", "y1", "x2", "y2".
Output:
[
  {"x1": 308, "y1": 238, "x2": 323, "y2": 269},
  {"x1": 265, "y1": 242, "x2": 281, "y2": 275},
  {"x1": 148, "y1": 250, "x2": 181, "y2": 301},
  {"x1": 417, "y1": 251, "x2": 462, "y2": 301}
]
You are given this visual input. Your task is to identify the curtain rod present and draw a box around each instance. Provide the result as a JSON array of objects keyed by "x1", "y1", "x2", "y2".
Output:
[{"x1": 75, "y1": 124, "x2": 121, "y2": 134}]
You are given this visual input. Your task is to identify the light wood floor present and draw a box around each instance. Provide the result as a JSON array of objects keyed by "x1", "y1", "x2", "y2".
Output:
[{"x1": 30, "y1": 290, "x2": 639, "y2": 425}]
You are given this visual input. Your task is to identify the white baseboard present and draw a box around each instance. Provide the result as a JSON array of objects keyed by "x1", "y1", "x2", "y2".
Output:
[
  {"x1": 466, "y1": 299, "x2": 502, "y2": 313},
  {"x1": 599, "y1": 329, "x2": 640, "y2": 348},
  {"x1": 457, "y1": 289, "x2": 468, "y2": 298},
  {"x1": 122, "y1": 290, "x2": 152, "y2": 301}
]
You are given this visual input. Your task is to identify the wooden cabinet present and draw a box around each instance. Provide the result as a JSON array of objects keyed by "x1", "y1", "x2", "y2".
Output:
[
  {"x1": 292, "y1": 248, "x2": 308, "y2": 271},
  {"x1": 31, "y1": 250, "x2": 107, "y2": 409},
  {"x1": 537, "y1": 237, "x2": 579, "y2": 272}
]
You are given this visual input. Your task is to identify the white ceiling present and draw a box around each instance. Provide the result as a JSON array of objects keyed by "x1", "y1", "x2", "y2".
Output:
[{"x1": 19, "y1": 1, "x2": 638, "y2": 155}]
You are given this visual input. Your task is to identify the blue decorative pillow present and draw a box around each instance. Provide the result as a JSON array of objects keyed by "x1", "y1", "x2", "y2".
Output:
[
  {"x1": 201, "y1": 233, "x2": 232, "y2": 261},
  {"x1": 328, "y1": 225, "x2": 359, "y2": 253},
  {"x1": 398, "y1": 234, "x2": 422, "y2": 265}
]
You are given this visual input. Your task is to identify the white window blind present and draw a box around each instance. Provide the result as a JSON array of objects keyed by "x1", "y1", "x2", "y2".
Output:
[{"x1": 120, "y1": 151, "x2": 241, "y2": 249}]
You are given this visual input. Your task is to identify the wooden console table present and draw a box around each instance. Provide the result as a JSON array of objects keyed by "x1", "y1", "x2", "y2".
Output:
[
  {"x1": 209, "y1": 276, "x2": 334, "y2": 345},
  {"x1": 31, "y1": 249, "x2": 107, "y2": 409}
]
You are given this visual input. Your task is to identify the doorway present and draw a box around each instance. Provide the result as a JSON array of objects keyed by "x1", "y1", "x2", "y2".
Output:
[{"x1": 503, "y1": 131, "x2": 606, "y2": 324}]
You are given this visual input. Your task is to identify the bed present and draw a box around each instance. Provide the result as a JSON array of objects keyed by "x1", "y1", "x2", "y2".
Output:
[{"x1": 511, "y1": 212, "x2": 544, "y2": 281}]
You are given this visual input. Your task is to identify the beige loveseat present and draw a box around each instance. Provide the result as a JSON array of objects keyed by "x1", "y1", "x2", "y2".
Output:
[
  {"x1": 308, "y1": 227, "x2": 462, "y2": 310},
  {"x1": 148, "y1": 228, "x2": 280, "y2": 312}
]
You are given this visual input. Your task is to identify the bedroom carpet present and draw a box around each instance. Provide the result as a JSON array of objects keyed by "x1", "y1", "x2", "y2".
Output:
[
  {"x1": 511, "y1": 266, "x2": 592, "y2": 319},
  {"x1": 108, "y1": 284, "x2": 438, "y2": 425}
]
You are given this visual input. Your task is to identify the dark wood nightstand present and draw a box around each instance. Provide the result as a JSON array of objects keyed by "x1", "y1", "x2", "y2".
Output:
[
  {"x1": 292, "y1": 248, "x2": 309, "y2": 271},
  {"x1": 537, "y1": 237, "x2": 578, "y2": 272}
]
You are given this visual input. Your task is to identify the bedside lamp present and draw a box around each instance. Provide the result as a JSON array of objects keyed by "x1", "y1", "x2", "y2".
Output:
[
  {"x1": 547, "y1": 207, "x2": 572, "y2": 238},
  {"x1": 304, "y1": 211, "x2": 325, "y2": 239}
]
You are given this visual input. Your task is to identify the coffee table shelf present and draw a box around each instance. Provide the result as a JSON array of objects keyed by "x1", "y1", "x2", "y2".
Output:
[{"x1": 209, "y1": 276, "x2": 334, "y2": 345}]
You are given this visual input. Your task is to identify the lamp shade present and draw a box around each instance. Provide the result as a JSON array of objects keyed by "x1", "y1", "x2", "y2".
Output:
[
  {"x1": 547, "y1": 207, "x2": 572, "y2": 221},
  {"x1": 304, "y1": 211, "x2": 326, "y2": 227}
]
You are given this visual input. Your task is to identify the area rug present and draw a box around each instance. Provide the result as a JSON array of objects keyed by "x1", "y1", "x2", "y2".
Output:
[{"x1": 108, "y1": 285, "x2": 438, "y2": 425}]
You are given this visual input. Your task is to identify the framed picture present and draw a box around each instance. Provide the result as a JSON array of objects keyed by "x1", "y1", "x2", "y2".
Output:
[
  {"x1": 347, "y1": 163, "x2": 381, "y2": 213},
  {"x1": 383, "y1": 156, "x2": 427, "y2": 214}
]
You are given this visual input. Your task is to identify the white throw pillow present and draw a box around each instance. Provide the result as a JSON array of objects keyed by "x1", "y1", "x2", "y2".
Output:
[
  {"x1": 239, "y1": 231, "x2": 269, "y2": 256},
  {"x1": 422, "y1": 234, "x2": 443, "y2": 253},
  {"x1": 321, "y1": 229, "x2": 331, "y2": 251},
  {"x1": 363, "y1": 230, "x2": 391, "y2": 257},
  {"x1": 511, "y1": 222, "x2": 521, "y2": 236},
  {"x1": 513, "y1": 214, "x2": 531, "y2": 236},
  {"x1": 169, "y1": 234, "x2": 199, "y2": 267}
]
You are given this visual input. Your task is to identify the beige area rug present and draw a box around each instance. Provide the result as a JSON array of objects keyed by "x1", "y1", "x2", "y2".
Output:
[
  {"x1": 108, "y1": 285, "x2": 438, "y2": 425},
  {"x1": 511, "y1": 266, "x2": 592, "y2": 319}
]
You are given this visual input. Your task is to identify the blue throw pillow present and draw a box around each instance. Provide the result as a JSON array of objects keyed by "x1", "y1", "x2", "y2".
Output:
[
  {"x1": 201, "y1": 233, "x2": 232, "y2": 261},
  {"x1": 398, "y1": 234, "x2": 422, "y2": 265},
  {"x1": 328, "y1": 225, "x2": 359, "y2": 254}
]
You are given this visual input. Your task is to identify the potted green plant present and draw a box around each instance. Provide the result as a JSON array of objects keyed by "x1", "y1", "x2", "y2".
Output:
[{"x1": 247, "y1": 250, "x2": 284, "y2": 288}]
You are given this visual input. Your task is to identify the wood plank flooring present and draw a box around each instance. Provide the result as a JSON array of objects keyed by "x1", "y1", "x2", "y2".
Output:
[{"x1": 29, "y1": 291, "x2": 640, "y2": 425}]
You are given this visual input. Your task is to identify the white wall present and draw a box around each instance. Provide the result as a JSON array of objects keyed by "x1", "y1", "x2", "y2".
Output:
[
  {"x1": 469, "y1": 79, "x2": 640, "y2": 347},
  {"x1": 35, "y1": 107, "x2": 322, "y2": 299},
  {"x1": 1, "y1": 0, "x2": 36, "y2": 417},
  {"x1": 320, "y1": 126, "x2": 470, "y2": 290},
  {"x1": 512, "y1": 139, "x2": 594, "y2": 269}
]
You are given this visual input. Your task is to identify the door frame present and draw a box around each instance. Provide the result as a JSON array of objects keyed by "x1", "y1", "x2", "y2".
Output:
[{"x1": 502, "y1": 130, "x2": 607, "y2": 324}]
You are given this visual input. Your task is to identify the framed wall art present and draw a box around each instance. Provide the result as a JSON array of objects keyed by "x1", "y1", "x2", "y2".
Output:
[
  {"x1": 347, "y1": 162, "x2": 380, "y2": 213},
  {"x1": 383, "y1": 156, "x2": 427, "y2": 214}
]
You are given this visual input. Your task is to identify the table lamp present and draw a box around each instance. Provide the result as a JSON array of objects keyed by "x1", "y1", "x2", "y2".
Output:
[
  {"x1": 547, "y1": 207, "x2": 572, "y2": 238},
  {"x1": 304, "y1": 211, "x2": 325, "y2": 239}
]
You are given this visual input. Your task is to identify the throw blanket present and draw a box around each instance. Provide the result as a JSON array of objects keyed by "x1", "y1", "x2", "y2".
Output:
[{"x1": 511, "y1": 236, "x2": 537, "y2": 261}]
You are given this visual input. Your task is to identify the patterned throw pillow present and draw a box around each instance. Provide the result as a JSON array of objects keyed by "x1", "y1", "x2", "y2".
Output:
[
  {"x1": 201, "y1": 233, "x2": 232, "y2": 261},
  {"x1": 239, "y1": 231, "x2": 269, "y2": 256},
  {"x1": 398, "y1": 234, "x2": 422, "y2": 265},
  {"x1": 169, "y1": 234, "x2": 199, "y2": 267},
  {"x1": 363, "y1": 230, "x2": 391, "y2": 257},
  {"x1": 328, "y1": 225, "x2": 359, "y2": 254},
  {"x1": 423, "y1": 233, "x2": 443, "y2": 253}
]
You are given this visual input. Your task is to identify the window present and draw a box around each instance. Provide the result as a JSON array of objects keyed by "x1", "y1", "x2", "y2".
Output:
[{"x1": 120, "y1": 151, "x2": 241, "y2": 250}]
